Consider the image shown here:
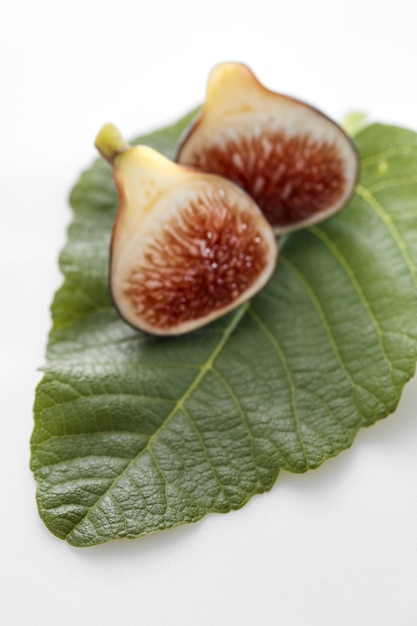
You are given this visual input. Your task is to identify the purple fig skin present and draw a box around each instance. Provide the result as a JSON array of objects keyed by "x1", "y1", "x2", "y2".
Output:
[
  {"x1": 95, "y1": 126, "x2": 278, "y2": 336},
  {"x1": 176, "y1": 62, "x2": 359, "y2": 234}
]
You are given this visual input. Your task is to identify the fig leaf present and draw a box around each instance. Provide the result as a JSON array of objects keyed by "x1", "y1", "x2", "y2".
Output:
[{"x1": 31, "y1": 112, "x2": 417, "y2": 547}]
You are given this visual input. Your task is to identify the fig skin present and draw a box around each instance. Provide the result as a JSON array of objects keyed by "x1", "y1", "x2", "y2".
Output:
[
  {"x1": 176, "y1": 62, "x2": 359, "y2": 234},
  {"x1": 95, "y1": 124, "x2": 278, "y2": 336}
]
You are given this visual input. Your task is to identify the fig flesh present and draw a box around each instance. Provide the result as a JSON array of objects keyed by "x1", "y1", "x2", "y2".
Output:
[
  {"x1": 177, "y1": 62, "x2": 359, "y2": 234},
  {"x1": 95, "y1": 123, "x2": 278, "y2": 336}
]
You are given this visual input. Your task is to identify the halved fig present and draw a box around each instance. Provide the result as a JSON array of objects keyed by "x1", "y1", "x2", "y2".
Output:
[
  {"x1": 95, "y1": 123, "x2": 278, "y2": 336},
  {"x1": 177, "y1": 62, "x2": 359, "y2": 234}
]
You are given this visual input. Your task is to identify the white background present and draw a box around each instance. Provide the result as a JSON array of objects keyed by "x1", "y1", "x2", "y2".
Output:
[{"x1": 2, "y1": 1, "x2": 417, "y2": 624}]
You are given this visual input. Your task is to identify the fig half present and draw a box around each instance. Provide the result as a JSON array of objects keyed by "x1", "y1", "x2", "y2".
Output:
[
  {"x1": 95, "y1": 123, "x2": 278, "y2": 336},
  {"x1": 177, "y1": 62, "x2": 359, "y2": 234}
]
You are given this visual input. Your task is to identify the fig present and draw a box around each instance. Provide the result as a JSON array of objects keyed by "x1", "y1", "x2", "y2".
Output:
[
  {"x1": 177, "y1": 62, "x2": 359, "y2": 234},
  {"x1": 95, "y1": 123, "x2": 278, "y2": 336}
]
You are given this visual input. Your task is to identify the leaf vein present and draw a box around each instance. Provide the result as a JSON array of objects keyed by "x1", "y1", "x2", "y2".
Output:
[
  {"x1": 180, "y1": 406, "x2": 232, "y2": 508},
  {"x1": 212, "y1": 366, "x2": 261, "y2": 487},
  {"x1": 247, "y1": 306, "x2": 309, "y2": 467},
  {"x1": 308, "y1": 227, "x2": 397, "y2": 395},
  {"x1": 281, "y1": 258, "x2": 391, "y2": 415},
  {"x1": 64, "y1": 304, "x2": 248, "y2": 541},
  {"x1": 360, "y1": 145, "x2": 417, "y2": 166},
  {"x1": 356, "y1": 183, "x2": 417, "y2": 289}
]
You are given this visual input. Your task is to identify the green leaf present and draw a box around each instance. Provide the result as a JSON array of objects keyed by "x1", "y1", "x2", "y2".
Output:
[
  {"x1": 31, "y1": 113, "x2": 417, "y2": 547},
  {"x1": 342, "y1": 111, "x2": 369, "y2": 136}
]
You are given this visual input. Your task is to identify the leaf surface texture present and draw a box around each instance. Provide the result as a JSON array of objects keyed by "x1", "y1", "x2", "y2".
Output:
[{"x1": 31, "y1": 114, "x2": 417, "y2": 546}]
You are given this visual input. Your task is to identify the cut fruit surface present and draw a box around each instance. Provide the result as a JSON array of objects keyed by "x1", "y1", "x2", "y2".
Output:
[
  {"x1": 177, "y1": 62, "x2": 359, "y2": 234},
  {"x1": 95, "y1": 124, "x2": 278, "y2": 336}
]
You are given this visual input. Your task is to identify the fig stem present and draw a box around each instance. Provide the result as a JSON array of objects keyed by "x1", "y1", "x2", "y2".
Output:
[{"x1": 95, "y1": 123, "x2": 129, "y2": 164}]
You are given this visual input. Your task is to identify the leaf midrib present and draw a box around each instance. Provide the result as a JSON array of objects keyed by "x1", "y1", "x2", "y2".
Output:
[{"x1": 65, "y1": 302, "x2": 249, "y2": 541}]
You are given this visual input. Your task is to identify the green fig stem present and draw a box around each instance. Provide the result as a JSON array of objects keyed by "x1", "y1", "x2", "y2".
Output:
[{"x1": 95, "y1": 123, "x2": 129, "y2": 164}]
